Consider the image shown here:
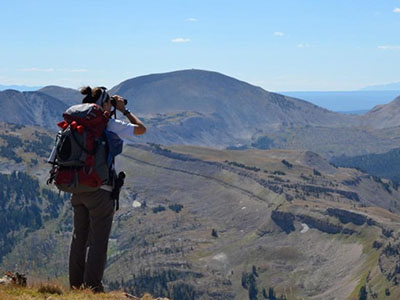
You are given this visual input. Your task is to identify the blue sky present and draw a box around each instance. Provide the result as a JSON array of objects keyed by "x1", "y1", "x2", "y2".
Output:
[{"x1": 1, "y1": 0, "x2": 400, "y2": 91}]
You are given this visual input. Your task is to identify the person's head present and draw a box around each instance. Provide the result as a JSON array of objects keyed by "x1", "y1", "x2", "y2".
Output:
[{"x1": 80, "y1": 86, "x2": 112, "y2": 112}]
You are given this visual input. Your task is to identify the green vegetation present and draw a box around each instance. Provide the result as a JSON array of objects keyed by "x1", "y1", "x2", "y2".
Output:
[
  {"x1": 0, "y1": 130, "x2": 53, "y2": 163},
  {"x1": 0, "y1": 134, "x2": 23, "y2": 148},
  {"x1": 0, "y1": 146, "x2": 22, "y2": 163},
  {"x1": 225, "y1": 160, "x2": 261, "y2": 172},
  {"x1": 241, "y1": 266, "x2": 287, "y2": 300},
  {"x1": 23, "y1": 131, "x2": 53, "y2": 157},
  {"x1": 38, "y1": 283, "x2": 63, "y2": 295},
  {"x1": 152, "y1": 205, "x2": 166, "y2": 214},
  {"x1": 0, "y1": 283, "x2": 163, "y2": 299},
  {"x1": 0, "y1": 171, "x2": 68, "y2": 262},
  {"x1": 313, "y1": 169, "x2": 321, "y2": 176},
  {"x1": 273, "y1": 171, "x2": 286, "y2": 176},
  {"x1": 0, "y1": 134, "x2": 23, "y2": 162},
  {"x1": 331, "y1": 148, "x2": 400, "y2": 183},
  {"x1": 241, "y1": 271, "x2": 258, "y2": 300},
  {"x1": 106, "y1": 269, "x2": 200, "y2": 299},
  {"x1": 251, "y1": 136, "x2": 274, "y2": 150},
  {"x1": 168, "y1": 203, "x2": 183, "y2": 213},
  {"x1": 359, "y1": 285, "x2": 367, "y2": 300},
  {"x1": 281, "y1": 160, "x2": 293, "y2": 169}
]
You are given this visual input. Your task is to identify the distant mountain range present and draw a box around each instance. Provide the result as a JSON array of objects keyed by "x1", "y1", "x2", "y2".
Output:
[
  {"x1": 2, "y1": 69, "x2": 400, "y2": 158},
  {"x1": 361, "y1": 82, "x2": 400, "y2": 91},
  {"x1": 0, "y1": 84, "x2": 42, "y2": 91}
]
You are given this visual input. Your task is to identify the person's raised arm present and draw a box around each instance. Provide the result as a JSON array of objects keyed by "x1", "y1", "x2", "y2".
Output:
[{"x1": 112, "y1": 95, "x2": 146, "y2": 135}]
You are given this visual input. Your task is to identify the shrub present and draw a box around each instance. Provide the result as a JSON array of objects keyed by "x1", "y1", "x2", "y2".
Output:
[
  {"x1": 168, "y1": 204, "x2": 183, "y2": 213},
  {"x1": 152, "y1": 205, "x2": 166, "y2": 214},
  {"x1": 281, "y1": 160, "x2": 293, "y2": 169},
  {"x1": 38, "y1": 283, "x2": 63, "y2": 295}
]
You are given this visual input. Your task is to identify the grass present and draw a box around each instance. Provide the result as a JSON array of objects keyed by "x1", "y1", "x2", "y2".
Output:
[
  {"x1": 0, "y1": 283, "x2": 166, "y2": 299},
  {"x1": 343, "y1": 225, "x2": 395, "y2": 300}
]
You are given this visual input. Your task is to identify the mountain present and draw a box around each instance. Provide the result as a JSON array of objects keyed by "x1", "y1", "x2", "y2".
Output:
[
  {"x1": 1, "y1": 125, "x2": 400, "y2": 299},
  {"x1": 109, "y1": 70, "x2": 370, "y2": 151},
  {"x1": 38, "y1": 85, "x2": 81, "y2": 106},
  {"x1": 331, "y1": 147, "x2": 400, "y2": 183},
  {"x1": 110, "y1": 70, "x2": 354, "y2": 128},
  {"x1": 2, "y1": 70, "x2": 400, "y2": 158},
  {"x1": 362, "y1": 82, "x2": 400, "y2": 91},
  {"x1": 0, "y1": 90, "x2": 67, "y2": 128},
  {"x1": 362, "y1": 96, "x2": 400, "y2": 129}
]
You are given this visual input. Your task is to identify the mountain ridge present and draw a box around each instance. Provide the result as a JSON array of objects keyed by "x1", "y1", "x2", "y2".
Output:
[
  {"x1": 2, "y1": 69, "x2": 400, "y2": 157},
  {"x1": 0, "y1": 90, "x2": 67, "y2": 127},
  {"x1": 0, "y1": 84, "x2": 42, "y2": 92},
  {"x1": 38, "y1": 85, "x2": 81, "y2": 106}
]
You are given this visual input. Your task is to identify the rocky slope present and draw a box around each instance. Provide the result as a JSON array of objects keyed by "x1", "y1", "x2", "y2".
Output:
[
  {"x1": 38, "y1": 85, "x2": 81, "y2": 106},
  {"x1": 1, "y1": 125, "x2": 400, "y2": 299},
  {"x1": 0, "y1": 90, "x2": 67, "y2": 127},
  {"x1": 362, "y1": 96, "x2": 400, "y2": 129}
]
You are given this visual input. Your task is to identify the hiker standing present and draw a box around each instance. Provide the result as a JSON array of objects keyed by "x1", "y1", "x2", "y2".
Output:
[{"x1": 67, "y1": 87, "x2": 146, "y2": 292}]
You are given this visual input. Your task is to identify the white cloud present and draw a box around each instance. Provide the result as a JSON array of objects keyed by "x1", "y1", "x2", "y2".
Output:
[
  {"x1": 273, "y1": 32, "x2": 284, "y2": 36},
  {"x1": 297, "y1": 43, "x2": 311, "y2": 48},
  {"x1": 21, "y1": 67, "x2": 54, "y2": 72},
  {"x1": 59, "y1": 68, "x2": 89, "y2": 73},
  {"x1": 20, "y1": 68, "x2": 88, "y2": 73},
  {"x1": 378, "y1": 45, "x2": 400, "y2": 50},
  {"x1": 171, "y1": 38, "x2": 191, "y2": 43},
  {"x1": 186, "y1": 18, "x2": 197, "y2": 22},
  {"x1": 393, "y1": 8, "x2": 400, "y2": 13}
]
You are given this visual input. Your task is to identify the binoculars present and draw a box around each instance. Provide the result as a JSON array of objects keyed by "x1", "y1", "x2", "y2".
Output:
[{"x1": 110, "y1": 97, "x2": 128, "y2": 107}]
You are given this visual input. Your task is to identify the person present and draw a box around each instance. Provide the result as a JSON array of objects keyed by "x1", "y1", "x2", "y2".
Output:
[{"x1": 68, "y1": 86, "x2": 146, "y2": 293}]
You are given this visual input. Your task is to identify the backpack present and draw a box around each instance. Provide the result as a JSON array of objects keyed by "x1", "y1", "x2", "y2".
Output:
[{"x1": 47, "y1": 103, "x2": 111, "y2": 193}]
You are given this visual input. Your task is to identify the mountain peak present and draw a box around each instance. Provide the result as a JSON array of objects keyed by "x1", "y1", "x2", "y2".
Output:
[
  {"x1": 110, "y1": 69, "x2": 257, "y2": 96},
  {"x1": 38, "y1": 86, "x2": 81, "y2": 106},
  {"x1": 1, "y1": 89, "x2": 22, "y2": 96}
]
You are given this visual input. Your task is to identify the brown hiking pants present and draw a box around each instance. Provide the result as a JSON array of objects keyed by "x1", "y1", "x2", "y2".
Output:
[{"x1": 69, "y1": 189, "x2": 114, "y2": 293}]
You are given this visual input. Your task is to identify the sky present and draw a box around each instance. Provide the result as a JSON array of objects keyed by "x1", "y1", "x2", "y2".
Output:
[{"x1": 1, "y1": 0, "x2": 400, "y2": 91}]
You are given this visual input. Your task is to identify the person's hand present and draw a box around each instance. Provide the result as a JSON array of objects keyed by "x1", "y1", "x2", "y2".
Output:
[{"x1": 111, "y1": 95, "x2": 126, "y2": 112}]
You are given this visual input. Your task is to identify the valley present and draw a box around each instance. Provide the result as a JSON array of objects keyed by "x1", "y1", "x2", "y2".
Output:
[{"x1": 0, "y1": 123, "x2": 399, "y2": 299}]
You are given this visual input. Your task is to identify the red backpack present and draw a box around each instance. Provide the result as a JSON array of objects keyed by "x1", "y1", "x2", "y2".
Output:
[{"x1": 47, "y1": 103, "x2": 110, "y2": 193}]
